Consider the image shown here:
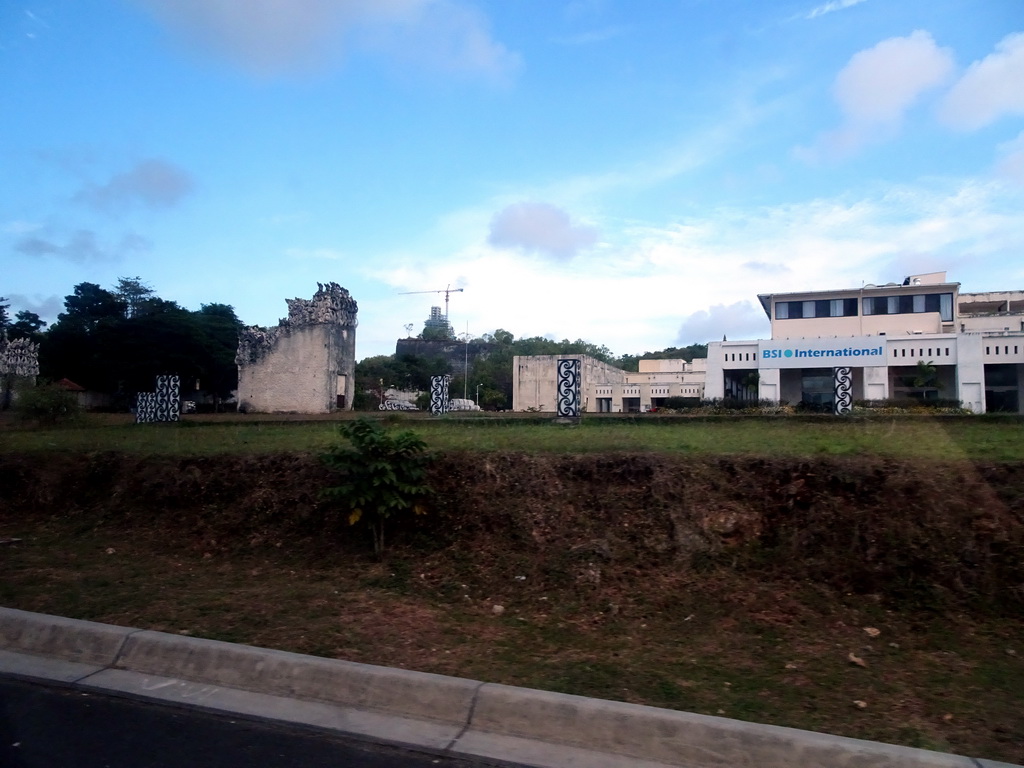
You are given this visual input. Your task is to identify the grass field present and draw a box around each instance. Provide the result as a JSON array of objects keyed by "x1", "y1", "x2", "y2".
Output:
[{"x1": 2, "y1": 411, "x2": 1023, "y2": 460}]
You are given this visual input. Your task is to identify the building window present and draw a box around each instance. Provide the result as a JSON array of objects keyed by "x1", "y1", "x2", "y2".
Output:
[
  {"x1": 777, "y1": 298, "x2": 858, "y2": 318},
  {"x1": 864, "y1": 292, "x2": 953, "y2": 320}
]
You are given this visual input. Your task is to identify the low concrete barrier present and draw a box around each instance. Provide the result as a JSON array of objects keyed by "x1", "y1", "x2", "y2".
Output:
[
  {"x1": 466, "y1": 683, "x2": 976, "y2": 768},
  {"x1": 115, "y1": 629, "x2": 481, "y2": 726},
  {"x1": 0, "y1": 607, "x2": 1018, "y2": 768},
  {"x1": 0, "y1": 606, "x2": 134, "y2": 667}
]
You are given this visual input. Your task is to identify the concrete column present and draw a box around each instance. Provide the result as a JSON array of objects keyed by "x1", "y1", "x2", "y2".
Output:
[
  {"x1": 705, "y1": 342, "x2": 725, "y2": 399},
  {"x1": 956, "y1": 335, "x2": 985, "y2": 413},
  {"x1": 758, "y1": 367, "x2": 780, "y2": 403},
  {"x1": 863, "y1": 366, "x2": 889, "y2": 401}
]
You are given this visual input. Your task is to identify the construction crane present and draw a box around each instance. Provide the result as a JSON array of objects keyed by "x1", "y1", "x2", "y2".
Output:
[{"x1": 399, "y1": 284, "x2": 464, "y2": 320}]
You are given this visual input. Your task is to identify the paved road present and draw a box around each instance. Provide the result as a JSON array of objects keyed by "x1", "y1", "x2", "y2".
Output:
[{"x1": 0, "y1": 676, "x2": 514, "y2": 768}]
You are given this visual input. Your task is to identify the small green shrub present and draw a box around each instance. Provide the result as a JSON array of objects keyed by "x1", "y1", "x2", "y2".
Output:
[
  {"x1": 320, "y1": 419, "x2": 431, "y2": 556},
  {"x1": 662, "y1": 396, "x2": 701, "y2": 410},
  {"x1": 15, "y1": 382, "x2": 81, "y2": 425}
]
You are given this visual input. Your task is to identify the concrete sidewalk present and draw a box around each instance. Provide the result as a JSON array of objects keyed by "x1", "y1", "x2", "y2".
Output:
[{"x1": 0, "y1": 606, "x2": 1017, "y2": 768}]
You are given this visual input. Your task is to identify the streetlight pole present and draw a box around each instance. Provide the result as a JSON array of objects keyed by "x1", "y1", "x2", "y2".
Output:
[
  {"x1": 463, "y1": 324, "x2": 469, "y2": 400},
  {"x1": 476, "y1": 383, "x2": 481, "y2": 407}
]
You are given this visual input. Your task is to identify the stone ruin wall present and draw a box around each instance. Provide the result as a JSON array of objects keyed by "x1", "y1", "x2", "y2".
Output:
[
  {"x1": 235, "y1": 283, "x2": 358, "y2": 413},
  {"x1": 0, "y1": 330, "x2": 40, "y2": 408}
]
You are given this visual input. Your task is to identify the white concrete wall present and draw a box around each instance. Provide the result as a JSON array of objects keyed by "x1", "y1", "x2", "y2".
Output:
[
  {"x1": 955, "y1": 334, "x2": 985, "y2": 413},
  {"x1": 238, "y1": 325, "x2": 354, "y2": 414}
]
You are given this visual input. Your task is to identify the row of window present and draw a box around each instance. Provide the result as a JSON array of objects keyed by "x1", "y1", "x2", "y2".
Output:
[
  {"x1": 891, "y1": 347, "x2": 952, "y2": 358},
  {"x1": 987, "y1": 345, "x2": 1021, "y2": 356},
  {"x1": 775, "y1": 293, "x2": 954, "y2": 322},
  {"x1": 775, "y1": 298, "x2": 857, "y2": 319},
  {"x1": 864, "y1": 293, "x2": 953, "y2": 320}
]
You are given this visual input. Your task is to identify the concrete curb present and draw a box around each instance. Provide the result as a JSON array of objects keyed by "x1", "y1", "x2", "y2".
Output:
[{"x1": 0, "y1": 607, "x2": 1018, "y2": 768}]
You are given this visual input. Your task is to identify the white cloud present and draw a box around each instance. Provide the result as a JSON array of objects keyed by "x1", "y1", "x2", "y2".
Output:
[
  {"x1": 798, "y1": 31, "x2": 954, "y2": 161},
  {"x1": 285, "y1": 246, "x2": 348, "y2": 260},
  {"x1": 361, "y1": 1, "x2": 520, "y2": 81},
  {"x1": 805, "y1": 0, "x2": 868, "y2": 20},
  {"x1": 939, "y1": 33, "x2": 1024, "y2": 131},
  {"x1": 73, "y1": 159, "x2": 194, "y2": 212},
  {"x1": 369, "y1": 177, "x2": 1024, "y2": 357},
  {"x1": 676, "y1": 302, "x2": 767, "y2": 345},
  {"x1": 133, "y1": 0, "x2": 519, "y2": 80},
  {"x1": 488, "y1": 202, "x2": 598, "y2": 260},
  {"x1": 14, "y1": 230, "x2": 151, "y2": 263},
  {"x1": 835, "y1": 31, "x2": 954, "y2": 125},
  {"x1": 5, "y1": 293, "x2": 63, "y2": 322}
]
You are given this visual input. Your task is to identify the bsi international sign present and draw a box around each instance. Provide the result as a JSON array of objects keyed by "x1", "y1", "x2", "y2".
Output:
[{"x1": 758, "y1": 337, "x2": 886, "y2": 369}]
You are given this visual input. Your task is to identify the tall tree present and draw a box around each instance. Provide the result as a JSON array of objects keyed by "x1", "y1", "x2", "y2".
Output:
[
  {"x1": 8, "y1": 311, "x2": 47, "y2": 342},
  {"x1": 41, "y1": 284, "x2": 125, "y2": 390},
  {"x1": 115, "y1": 276, "x2": 156, "y2": 318},
  {"x1": 58, "y1": 283, "x2": 126, "y2": 332},
  {"x1": 193, "y1": 303, "x2": 242, "y2": 407}
]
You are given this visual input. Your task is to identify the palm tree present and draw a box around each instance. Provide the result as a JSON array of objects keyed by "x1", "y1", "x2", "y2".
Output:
[{"x1": 911, "y1": 360, "x2": 942, "y2": 392}]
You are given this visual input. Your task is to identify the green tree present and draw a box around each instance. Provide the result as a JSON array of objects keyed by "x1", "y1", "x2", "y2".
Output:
[
  {"x1": 320, "y1": 419, "x2": 431, "y2": 557},
  {"x1": 420, "y1": 325, "x2": 454, "y2": 341},
  {"x1": 40, "y1": 281, "x2": 241, "y2": 406},
  {"x1": 8, "y1": 310, "x2": 47, "y2": 342},
  {"x1": 40, "y1": 283, "x2": 125, "y2": 391},
  {"x1": 114, "y1": 276, "x2": 156, "y2": 318},
  {"x1": 193, "y1": 303, "x2": 242, "y2": 407},
  {"x1": 15, "y1": 381, "x2": 80, "y2": 425},
  {"x1": 616, "y1": 343, "x2": 709, "y2": 372},
  {"x1": 60, "y1": 283, "x2": 126, "y2": 332},
  {"x1": 911, "y1": 360, "x2": 942, "y2": 392}
]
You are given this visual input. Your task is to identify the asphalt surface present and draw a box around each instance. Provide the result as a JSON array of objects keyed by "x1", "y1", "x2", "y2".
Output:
[{"x1": 0, "y1": 676, "x2": 516, "y2": 768}]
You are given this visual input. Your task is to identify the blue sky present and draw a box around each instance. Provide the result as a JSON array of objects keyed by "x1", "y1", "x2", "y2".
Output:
[{"x1": 3, "y1": 0, "x2": 1023, "y2": 360}]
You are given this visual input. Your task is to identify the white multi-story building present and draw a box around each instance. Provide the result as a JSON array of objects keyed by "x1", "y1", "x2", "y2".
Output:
[
  {"x1": 512, "y1": 271, "x2": 1024, "y2": 414},
  {"x1": 705, "y1": 271, "x2": 1024, "y2": 413}
]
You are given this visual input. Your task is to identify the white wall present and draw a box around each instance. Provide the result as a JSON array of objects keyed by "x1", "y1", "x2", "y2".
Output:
[{"x1": 238, "y1": 325, "x2": 354, "y2": 413}]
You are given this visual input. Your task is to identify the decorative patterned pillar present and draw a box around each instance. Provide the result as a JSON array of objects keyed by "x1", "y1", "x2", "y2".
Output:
[
  {"x1": 136, "y1": 375, "x2": 180, "y2": 423},
  {"x1": 429, "y1": 375, "x2": 450, "y2": 415},
  {"x1": 556, "y1": 358, "x2": 581, "y2": 418},
  {"x1": 833, "y1": 367, "x2": 852, "y2": 415},
  {"x1": 135, "y1": 392, "x2": 157, "y2": 423},
  {"x1": 155, "y1": 375, "x2": 180, "y2": 422}
]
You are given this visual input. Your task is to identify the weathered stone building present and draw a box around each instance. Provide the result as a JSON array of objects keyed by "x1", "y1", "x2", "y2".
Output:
[{"x1": 236, "y1": 283, "x2": 357, "y2": 414}]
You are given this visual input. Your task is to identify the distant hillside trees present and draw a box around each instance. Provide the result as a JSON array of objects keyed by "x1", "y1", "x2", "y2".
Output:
[
  {"x1": 615, "y1": 343, "x2": 708, "y2": 372},
  {"x1": 354, "y1": 328, "x2": 707, "y2": 411}
]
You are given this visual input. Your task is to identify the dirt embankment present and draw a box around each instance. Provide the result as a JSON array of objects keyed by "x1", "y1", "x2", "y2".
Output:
[{"x1": 3, "y1": 451, "x2": 1023, "y2": 610}]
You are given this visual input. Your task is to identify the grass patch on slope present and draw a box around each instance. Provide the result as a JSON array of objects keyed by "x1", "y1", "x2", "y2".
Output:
[{"x1": 2, "y1": 412, "x2": 1023, "y2": 461}]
